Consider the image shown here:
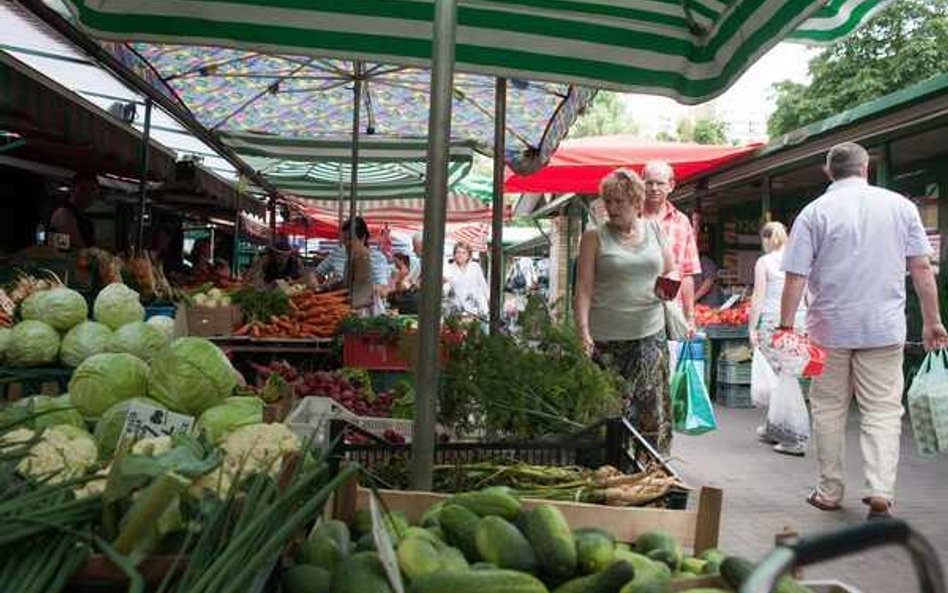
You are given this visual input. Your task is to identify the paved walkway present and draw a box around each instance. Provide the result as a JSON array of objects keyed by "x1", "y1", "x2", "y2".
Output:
[{"x1": 674, "y1": 404, "x2": 948, "y2": 593}]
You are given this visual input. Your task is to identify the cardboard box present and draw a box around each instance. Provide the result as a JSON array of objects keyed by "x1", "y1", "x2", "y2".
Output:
[{"x1": 186, "y1": 305, "x2": 242, "y2": 337}]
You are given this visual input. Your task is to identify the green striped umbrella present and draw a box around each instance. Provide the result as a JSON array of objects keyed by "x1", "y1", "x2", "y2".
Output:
[
  {"x1": 63, "y1": 0, "x2": 892, "y2": 103},
  {"x1": 221, "y1": 132, "x2": 475, "y2": 199}
]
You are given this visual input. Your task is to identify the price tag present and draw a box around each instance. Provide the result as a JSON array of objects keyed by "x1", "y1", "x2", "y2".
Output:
[
  {"x1": 119, "y1": 401, "x2": 195, "y2": 449},
  {"x1": 718, "y1": 294, "x2": 741, "y2": 311},
  {"x1": 369, "y1": 492, "x2": 405, "y2": 593}
]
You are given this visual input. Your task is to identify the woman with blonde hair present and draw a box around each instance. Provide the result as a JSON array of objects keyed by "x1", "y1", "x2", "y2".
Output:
[
  {"x1": 749, "y1": 220, "x2": 808, "y2": 455},
  {"x1": 575, "y1": 169, "x2": 677, "y2": 454}
]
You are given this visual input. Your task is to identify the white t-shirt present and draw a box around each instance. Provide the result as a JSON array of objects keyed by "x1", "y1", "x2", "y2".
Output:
[
  {"x1": 782, "y1": 177, "x2": 932, "y2": 349},
  {"x1": 760, "y1": 249, "x2": 786, "y2": 319},
  {"x1": 444, "y1": 262, "x2": 489, "y2": 317}
]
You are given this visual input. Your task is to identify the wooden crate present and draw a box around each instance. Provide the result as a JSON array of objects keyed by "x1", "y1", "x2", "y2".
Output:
[{"x1": 335, "y1": 483, "x2": 723, "y2": 554}]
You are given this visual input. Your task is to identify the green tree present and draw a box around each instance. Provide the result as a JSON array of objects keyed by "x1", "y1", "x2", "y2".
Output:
[
  {"x1": 768, "y1": 0, "x2": 948, "y2": 137},
  {"x1": 568, "y1": 92, "x2": 639, "y2": 138},
  {"x1": 692, "y1": 117, "x2": 730, "y2": 144},
  {"x1": 676, "y1": 117, "x2": 694, "y2": 143}
]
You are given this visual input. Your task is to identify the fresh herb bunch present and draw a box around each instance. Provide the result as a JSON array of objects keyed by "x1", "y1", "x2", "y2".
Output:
[
  {"x1": 231, "y1": 288, "x2": 289, "y2": 323},
  {"x1": 440, "y1": 311, "x2": 621, "y2": 439},
  {"x1": 337, "y1": 314, "x2": 412, "y2": 339}
]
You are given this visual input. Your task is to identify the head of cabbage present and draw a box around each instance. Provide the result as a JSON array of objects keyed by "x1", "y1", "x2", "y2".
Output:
[
  {"x1": 0, "y1": 394, "x2": 86, "y2": 431},
  {"x1": 197, "y1": 397, "x2": 264, "y2": 445},
  {"x1": 21, "y1": 287, "x2": 87, "y2": 331},
  {"x1": 0, "y1": 327, "x2": 11, "y2": 363},
  {"x1": 93, "y1": 283, "x2": 144, "y2": 330},
  {"x1": 69, "y1": 352, "x2": 150, "y2": 417},
  {"x1": 6, "y1": 320, "x2": 60, "y2": 367},
  {"x1": 60, "y1": 321, "x2": 112, "y2": 367},
  {"x1": 108, "y1": 321, "x2": 169, "y2": 361},
  {"x1": 148, "y1": 337, "x2": 238, "y2": 416},
  {"x1": 147, "y1": 315, "x2": 176, "y2": 341},
  {"x1": 94, "y1": 397, "x2": 166, "y2": 459}
]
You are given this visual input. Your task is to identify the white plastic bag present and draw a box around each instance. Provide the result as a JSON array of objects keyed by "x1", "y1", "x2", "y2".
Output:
[
  {"x1": 751, "y1": 347, "x2": 778, "y2": 408},
  {"x1": 767, "y1": 373, "x2": 810, "y2": 447},
  {"x1": 908, "y1": 350, "x2": 948, "y2": 457}
]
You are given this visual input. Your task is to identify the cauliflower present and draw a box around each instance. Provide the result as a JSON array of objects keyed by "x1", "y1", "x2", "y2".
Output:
[
  {"x1": 219, "y1": 423, "x2": 301, "y2": 477},
  {"x1": 75, "y1": 466, "x2": 110, "y2": 499},
  {"x1": 130, "y1": 435, "x2": 174, "y2": 457},
  {"x1": 2, "y1": 425, "x2": 98, "y2": 484},
  {"x1": 188, "y1": 466, "x2": 234, "y2": 500}
]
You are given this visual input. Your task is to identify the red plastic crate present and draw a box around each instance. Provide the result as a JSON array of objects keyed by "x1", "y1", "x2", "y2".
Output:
[{"x1": 342, "y1": 331, "x2": 462, "y2": 370}]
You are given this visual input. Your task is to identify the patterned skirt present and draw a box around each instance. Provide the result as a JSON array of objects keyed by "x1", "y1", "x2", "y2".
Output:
[{"x1": 593, "y1": 331, "x2": 671, "y2": 455}]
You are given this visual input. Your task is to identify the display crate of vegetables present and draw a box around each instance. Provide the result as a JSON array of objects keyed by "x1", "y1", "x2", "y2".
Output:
[{"x1": 232, "y1": 288, "x2": 351, "y2": 340}]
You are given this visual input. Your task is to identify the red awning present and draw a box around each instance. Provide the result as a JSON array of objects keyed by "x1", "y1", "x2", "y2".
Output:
[{"x1": 505, "y1": 135, "x2": 761, "y2": 194}]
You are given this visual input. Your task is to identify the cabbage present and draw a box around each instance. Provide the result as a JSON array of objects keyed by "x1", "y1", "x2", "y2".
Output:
[
  {"x1": 0, "y1": 327, "x2": 10, "y2": 363},
  {"x1": 60, "y1": 321, "x2": 113, "y2": 367},
  {"x1": 148, "y1": 337, "x2": 238, "y2": 416},
  {"x1": 23, "y1": 287, "x2": 87, "y2": 331},
  {"x1": 197, "y1": 397, "x2": 264, "y2": 444},
  {"x1": 108, "y1": 321, "x2": 170, "y2": 361},
  {"x1": 69, "y1": 352, "x2": 150, "y2": 417},
  {"x1": 147, "y1": 315, "x2": 176, "y2": 341},
  {"x1": 93, "y1": 283, "x2": 144, "y2": 330},
  {"x1": 94, "y1": 397, "x2": 165, "y2": 459},
  {"x1": 0, "y1": 395, "x2": 86, "y2": 431},
  {"x1": 6, "y1": 320, "x2": 60, "y2": 367}
]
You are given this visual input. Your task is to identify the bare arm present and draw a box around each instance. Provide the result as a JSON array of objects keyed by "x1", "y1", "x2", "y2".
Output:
[
  {"x1": 748, "y1": 258, "x2": 768, "y2": 346},
  {"x1": 694, "y1": 275, "x2": 714, "y2": 301},
  {"x1": 681, "y1": 276, "x2": 695, "y2": 323},
  {"x1": 779, "y1": 273, "x2": 808, "y2": 329},
  {"x1": 909, "y1": 256, "x2": 948, "y2": 351},
  {"x1": 574, "y1": 230, "x2": 599, "y2": 354}
]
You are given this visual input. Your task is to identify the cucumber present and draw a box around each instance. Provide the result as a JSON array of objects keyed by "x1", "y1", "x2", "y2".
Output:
[
  {"x1": 646, "y1": 549, "x2": 679, "y2": 573},
  {"x1": 720, "y1": 557, "x2": 816, "y2": 593},
  {"x1": 680, "y1": 558, "x2": 707, "y2": 575},
  {"x1": 615, "y1": 551, "x2": 671, "y2": 593},
  {"x1": 698, "y1": 549, "x2": 726, "y2": 565},
  {"x1": 439, "y1": 546, "x2": 470, "y2": 572},
  {"x1": 475, "y1": 516, "x2": 538, "y2": 573},
  {"x1": 523, "y1": 505, "x2": 577, "y2": 580},
  {"x1": 398, "y1": 537, "x2": 444, "y2": 581},
  {"x1": 403, "y1": 527, "x2": 446, "y2": 549},
  {"x1": 352, "y1": 509, "x2": 373, "y2": 536},
  {"x1": 675, "y1": 589, "x2": 729, "y2": 593},
  {"x1": 472, "y1": 562, "x2": 499, "y2": 570},
  {"x1": 440, "y1": 504, "x2": 482, "y2": 561},
  {"x1": 331, "y1": 552, "x2": 393, "y2": 593},
  {"x1": 634, "y1": 532, "x2": 682, "y2": 572},
  {"x1": 298, "y1": 520, "x2": 352, "y2": 570},
  {"x1": 421, "y1": 501, "x2": 446, "y2": 528},
  {"x1": 553, "y1": 560, "x2": 636, "y2": 593},
  {"x1": 282, "y1": 565, "x2": 332, "y2": 593},
  {"x1": 409, "y1": 568, "x2": 549, "y2": 593},
  {"x1": 355, "y1": 533, "x2": 377, "y2": 552},
  {"x1": 426, "y1": 525, "x2": 447, "y2": 543},
  {"x1": 574, "y1": 528, "x2": 616, "y2": 574},
  {"x1": 452, "y1": 490, "x2": 522, "y2": 520}
]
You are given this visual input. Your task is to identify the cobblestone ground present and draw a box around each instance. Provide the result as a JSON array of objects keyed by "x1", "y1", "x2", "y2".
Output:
[{"x1": 673, "y1": 404, "x2": 948, "y2": 593}]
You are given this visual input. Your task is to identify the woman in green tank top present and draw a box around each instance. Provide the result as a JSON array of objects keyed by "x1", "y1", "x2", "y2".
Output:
[{"x1": 575, "y1": 169, "x2": 677, "y2": 455}]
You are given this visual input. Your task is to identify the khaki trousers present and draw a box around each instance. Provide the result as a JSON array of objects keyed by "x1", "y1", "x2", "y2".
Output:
[{"x1": 810, "y1": 344, "x2": 904, "y2": 502}]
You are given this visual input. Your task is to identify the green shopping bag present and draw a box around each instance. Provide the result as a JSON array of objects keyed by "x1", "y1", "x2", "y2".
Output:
[
  {"x1": 908, "y1": 349, "x2": 948, "y2": 457},
  {"x1": 671, "y1": 341, "x2": 718, "y2": 435}
]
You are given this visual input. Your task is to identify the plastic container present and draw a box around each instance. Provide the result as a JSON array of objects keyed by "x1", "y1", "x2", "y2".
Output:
[
  {"x1": 717, "y1": 383, "x2": 753, "y2": 408},
  {"x1": 285, "y1": 396, "x2": 413, "y2": 447},
  {"x1": 145, "y1": 304, "x2": 178, "y2": 320},
  {"x1": 717, "y1": 359, "x2": 752, "y2": 385}
]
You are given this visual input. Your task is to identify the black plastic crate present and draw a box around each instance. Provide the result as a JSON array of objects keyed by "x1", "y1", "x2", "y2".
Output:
[{"x1": 328, "y1": 416, "x2": 687, "y2": 509}]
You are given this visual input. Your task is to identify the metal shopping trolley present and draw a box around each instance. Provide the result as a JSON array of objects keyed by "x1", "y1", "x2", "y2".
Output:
[{"x1": 742, "y1": 520, "x2": 946, "y2": 593}]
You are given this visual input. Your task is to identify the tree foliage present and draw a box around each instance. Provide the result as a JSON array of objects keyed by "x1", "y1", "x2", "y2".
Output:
[
  {"x1": 692, "y1": 118, "x2": 730, "y2": 145},
  {"x1": 568, "y1": 91, "x2": 639, "y2": 138},
  {"x1": 768, "y1": 0, "x2": 948, "y2": 137}
]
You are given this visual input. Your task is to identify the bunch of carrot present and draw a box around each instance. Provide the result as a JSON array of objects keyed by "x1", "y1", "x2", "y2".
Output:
[{"x1": 233, "y1": 289, "x2": 351, "y2": 339}]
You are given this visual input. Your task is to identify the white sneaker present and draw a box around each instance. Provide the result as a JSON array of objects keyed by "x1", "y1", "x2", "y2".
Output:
[
  {"x1": 773, "y1": 442, "x2": 806, "y2": 457},
  {"x1": 756, "y1": 425, "x2": 777, "y2": 444}
]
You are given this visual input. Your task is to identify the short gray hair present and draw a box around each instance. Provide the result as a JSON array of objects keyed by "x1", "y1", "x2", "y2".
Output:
[
  {"x1": 412, "y1": 231, "x2": 424, "y2": 243},
  {"x1": 826, "y1": 142, "x2": 869, "y2": 180},
  {"x1": 642, "y1": 160, "x2": 674, "y2": 182}
]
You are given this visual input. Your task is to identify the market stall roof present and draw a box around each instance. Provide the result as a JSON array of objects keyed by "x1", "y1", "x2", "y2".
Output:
[
  {"x1": 505, "y1": 136, "x2": 761, "y2": 195},
  {"x1": 60, "y1": 0, "x2": 891, "y2": 104},
  {"x1": 222, "y1": 132, "x2": 476, "y2": 200},
  {"x1": 157, "y1": 160, "x2": 268, "y2": 219},
  {"x1": 0, "y1": 49, "x2": 176, "y2": 181}
]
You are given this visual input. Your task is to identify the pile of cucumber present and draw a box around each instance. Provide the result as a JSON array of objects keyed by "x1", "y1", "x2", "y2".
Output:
[{"x1": 281, "y1": 487, "x2": 815, "y2": 593}]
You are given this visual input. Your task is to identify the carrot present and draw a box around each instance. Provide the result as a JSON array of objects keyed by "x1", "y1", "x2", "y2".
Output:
[
  {"x1": 252, "y1": 326, "x2": 261, "y2": 338},
  {"x1": 234, "y1": 323, "x2": 252, "y2": 336}
]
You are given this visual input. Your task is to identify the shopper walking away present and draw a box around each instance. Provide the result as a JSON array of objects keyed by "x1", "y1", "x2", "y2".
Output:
[
  {"x1": 779, "y1": 142, "x2": 948, "y2": 520},
  {"x1": 748, "y1": 221, "x2": 808, "y2": 456},
  {"x1": 443, "y1": 241, "x2": 489, "y2": 319},
  {"x1": 575, "y1": 169, "x2": 677, "y2": 455},
  {"x1": 642, "y1": 161, "x2": 700, "y2": 333}
]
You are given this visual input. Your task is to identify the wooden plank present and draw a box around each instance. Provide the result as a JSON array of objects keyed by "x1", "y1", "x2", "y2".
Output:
[
  {"x1": 693, "y1": 486, "x2": 723, "y2": 554},
  {"x1": 352, "y1": 487, "x2": 719, "y2": 548}
]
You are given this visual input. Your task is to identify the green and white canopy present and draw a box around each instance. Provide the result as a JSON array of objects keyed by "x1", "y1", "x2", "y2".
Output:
[
  {"x1": 63, "y1": 0, "x2": 893, "y2": 103},
  {"x1": 221, "y1": 132, "x2": 475, "y2": 199}
]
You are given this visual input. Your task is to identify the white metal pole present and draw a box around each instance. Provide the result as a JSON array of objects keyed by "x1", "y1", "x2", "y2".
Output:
[{"x1": 410, "y1": 0, "x2": 457, "y2": 491}]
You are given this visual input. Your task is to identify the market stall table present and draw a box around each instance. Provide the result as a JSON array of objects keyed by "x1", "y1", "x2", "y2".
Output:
[{"x1": 209, "y1": 335, "x2": 335, "y2": 355}]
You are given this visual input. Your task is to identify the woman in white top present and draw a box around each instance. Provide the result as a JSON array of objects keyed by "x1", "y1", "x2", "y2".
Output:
[
  {"x1": 443, "y1": 241, "x2": 489, "y2": 318},
  {"x1": 748, "y1": 221, "x2": 807, "y2": 455}
]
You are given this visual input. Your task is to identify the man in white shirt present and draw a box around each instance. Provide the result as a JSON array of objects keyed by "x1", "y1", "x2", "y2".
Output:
[{"x1": 780, "y1": 142, "x2": 948, "y2": 520}]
